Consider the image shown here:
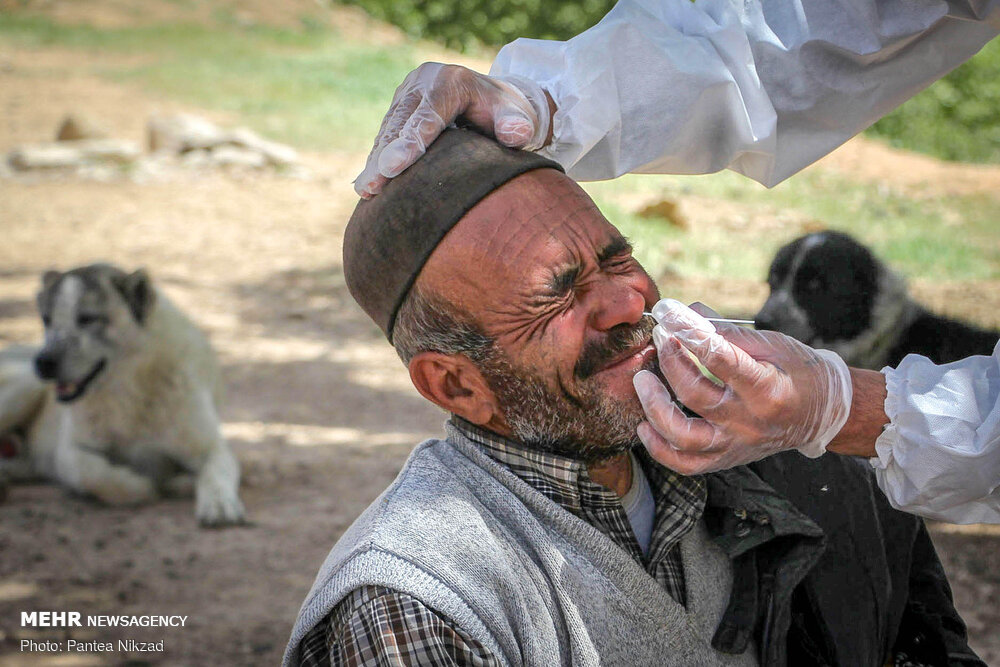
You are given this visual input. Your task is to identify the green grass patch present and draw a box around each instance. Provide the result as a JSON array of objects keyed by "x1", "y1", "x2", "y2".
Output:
[
  {"x1": 0, "y1": 13, "x2": 328, "y2": 53},
  {"x1": 1, "y1": 11, "x2": 997, "y2": 283},
  {"x1": 585, "y1": 169, "x2": 1000, "y2": 283},
  {"x1": 0, "y1": 13, "x2": 418, "y2": 152},
  {"x1": 870, "y1": 37, "x2": 1000, "y2": 164},
  {"x1": 111, "y1": 44, "x2": 417, "y2": 151}
]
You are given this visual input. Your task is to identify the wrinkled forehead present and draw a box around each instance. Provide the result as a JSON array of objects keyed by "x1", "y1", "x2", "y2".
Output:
[{"x1": 419, "y1": 169, "x2": 625, "y2": 300}]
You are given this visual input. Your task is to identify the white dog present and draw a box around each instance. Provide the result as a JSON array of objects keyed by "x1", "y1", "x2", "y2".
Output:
[{"x1": 0, "y1": 264, "x2": 244, "y2": 526}]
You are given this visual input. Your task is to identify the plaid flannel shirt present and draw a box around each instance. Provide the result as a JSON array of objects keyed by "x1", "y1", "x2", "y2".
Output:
[{"x1": 299, "y1": 418, "x2": 707, "y2": 667}]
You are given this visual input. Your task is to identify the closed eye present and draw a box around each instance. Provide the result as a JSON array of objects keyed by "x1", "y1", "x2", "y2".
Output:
[
  {"x1": 547, "y1": 265, "x2": 580, "y2": 297},
  {"x1": 601, "y1": 253, "x2": 635, "y2": 272},
  {"x1": 541, "y1": 235, "x2": 635, "y2": 299}
]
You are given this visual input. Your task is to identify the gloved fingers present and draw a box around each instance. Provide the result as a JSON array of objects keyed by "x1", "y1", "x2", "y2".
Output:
[
  {"x1": 354, "y1": 63, "x2": 551, "y2": 197},
  {"x1": 354, "y1": 63, "x2": 452, "y2": 197},
  {"x1": 356, "y1": 171, "x2": 388, "y2": 199},
  {"x1": 652, "y1": 299, "x2": 778, "y2": 398},
  {"x1": 704, "y1": 324, "x2": 828, "y2": 374},
  {"x1": 636, "y1": 421, "x2": 730, "y2": 475},
  {"x1": 650, "y1": 328, "x2": 727, "y2": 415},
  {"x1": 492, "y1": 111, "x2": 535, "y2": 148},
  {"x1": 633, "y1": 370, "x2": 719, "y2": 452},
  {"x1": 687, "y1": 301, "x2": 721, "y2": 318},
  {"x1": 490, "y1": 75, "x2": 549, "y2": 150},
  {"x1": 464, "y1": 77, "x2": 533, "y2": 148},
  {"x1": 376, "y1": 103, "x2": 448, "y2": 179},
  {"x1": 355, "y1": 148, "x2": 390, "y2": 198},
  {"x1": 674, "y1": 331, "x2": 769, "y2": 400},
  {"x1": 355, "y1": 116, "x2": 397, "y2": 197}
]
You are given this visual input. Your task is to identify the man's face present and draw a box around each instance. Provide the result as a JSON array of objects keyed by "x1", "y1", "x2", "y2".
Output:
[{"x1": 420, "y1": 169, "x2": 661, "y2": 461}]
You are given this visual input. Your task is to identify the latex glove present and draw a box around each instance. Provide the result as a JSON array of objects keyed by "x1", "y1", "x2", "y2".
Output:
[
  {"x1": 632, "y1": 299, "x2": 853, "y2": 474},
  {"x1": 355, "y1": 62, "x2": 551, "y2": 198}
]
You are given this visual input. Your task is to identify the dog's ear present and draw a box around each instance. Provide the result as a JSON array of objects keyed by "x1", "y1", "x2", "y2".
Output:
[
  {"x1": 41, "y1": 270, "x2": 61, "y2": 292},
  {"x1": 116, "y1": 269, "x2": 157, "y2": 324}
]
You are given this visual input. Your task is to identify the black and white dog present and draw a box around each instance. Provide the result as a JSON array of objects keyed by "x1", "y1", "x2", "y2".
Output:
[{"x1": 755, "y1": 231, "x2": 998, "y2": 370}]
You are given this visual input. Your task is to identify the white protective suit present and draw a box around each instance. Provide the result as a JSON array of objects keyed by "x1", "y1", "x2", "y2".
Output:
[
  {"x1": 491, "y1": 0, "x2": 1000, "y2": 523},
  {"x1": 875, "y1": 346, "x2": 1000, "y2": 523}
]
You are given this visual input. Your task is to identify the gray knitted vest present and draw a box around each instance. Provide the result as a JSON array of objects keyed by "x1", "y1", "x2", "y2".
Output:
[{"x1": 284, "y1": 431, "x2": 758, "y2": 666}]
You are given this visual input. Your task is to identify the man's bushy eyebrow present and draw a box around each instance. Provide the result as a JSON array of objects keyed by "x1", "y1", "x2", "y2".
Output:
[
  {"x1": 598, "y1": 236, "x2": 633, "y2": 263},
  {"x1": 546, "y1": 236, "x2": 633, "y2": 294}
]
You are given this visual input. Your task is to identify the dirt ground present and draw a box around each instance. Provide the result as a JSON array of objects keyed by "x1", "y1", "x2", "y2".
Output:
[{"x1": 1, "y1": 8, "x2": 999, "y2": 665}]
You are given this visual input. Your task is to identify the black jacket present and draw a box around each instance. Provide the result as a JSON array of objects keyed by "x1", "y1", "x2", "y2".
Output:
[{"x1": 703, "y1": 451, "x2": 981, "y2": 667}]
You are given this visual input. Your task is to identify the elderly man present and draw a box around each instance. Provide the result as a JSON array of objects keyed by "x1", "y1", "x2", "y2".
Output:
[{"x1": 285, "y1": 129, "x2": 979, "y2": 667}]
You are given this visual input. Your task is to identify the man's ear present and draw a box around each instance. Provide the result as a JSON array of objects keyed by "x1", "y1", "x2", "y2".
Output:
[{"x1": 408, "y1": 352, "x2": 500, "y2": 426}]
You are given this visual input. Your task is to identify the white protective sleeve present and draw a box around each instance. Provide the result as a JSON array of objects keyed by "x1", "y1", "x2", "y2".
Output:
[
  {"x1": 490, "y1": 0, "x2": 1000, "y2": 187},
  {"x1": 871, "y1": 342, "x2": 1000, "y2": 524}
]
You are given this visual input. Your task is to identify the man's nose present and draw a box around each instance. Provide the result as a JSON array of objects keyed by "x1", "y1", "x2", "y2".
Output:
[{"x1": 586, "y1": 277, "x2": 649, "y2": 331}]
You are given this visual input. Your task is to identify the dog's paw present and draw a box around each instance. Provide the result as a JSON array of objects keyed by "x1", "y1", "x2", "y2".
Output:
[{"x1": 195, "y1": 485, "x2": 246, "y2": 528}]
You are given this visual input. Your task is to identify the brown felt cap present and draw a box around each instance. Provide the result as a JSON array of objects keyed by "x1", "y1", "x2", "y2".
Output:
[{"x1": 343, "y1": 128, "x2": 564, "y2": 342}]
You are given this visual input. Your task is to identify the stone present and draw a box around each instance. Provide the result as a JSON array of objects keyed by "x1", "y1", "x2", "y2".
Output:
[
  {"x1": 74, "y1": 139, "x2": 141, "y2": 163},
  {"x1": 8, "y1": 143, "x2": 86, "y2": 170},
  {"x1": 56, "y1": 114, "x2": 108, "y2": 141},
  {"x1": 227, "y1": 127, "x2": 298, "y2": 166},
  {"x1": 180, "y1": 149, "x2": 213, "y2": 168},
  {"x1": 7, "y1": 139, "x2": 140, "y2": 170},
  {"x1": 210, "y1": 145, "x2": 267, "y2": 168},
  {"x1": 147, "y1": 113, "x2": 228, "y2": 153},
  {"x1": 147, "y1": 114, "x2": 299, "y2": 169}
]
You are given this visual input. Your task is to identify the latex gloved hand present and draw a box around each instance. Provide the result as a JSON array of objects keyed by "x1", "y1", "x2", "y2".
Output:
[
  {"x1": 632, "y1": 299, "x2": 853, "y2": 474},
  {"x1": 355, "y1": 62, "x2": 551, "y2": 198}
]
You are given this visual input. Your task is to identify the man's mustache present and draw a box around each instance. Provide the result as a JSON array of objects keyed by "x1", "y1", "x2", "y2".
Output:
[{"x1": 574, "y1": 315, "x2": 656, "y2": 380}]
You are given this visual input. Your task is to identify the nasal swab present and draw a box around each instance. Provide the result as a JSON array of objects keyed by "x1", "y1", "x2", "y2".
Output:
[{"x1": 642, "y1": 312, "x2": 756, "y2": 327}]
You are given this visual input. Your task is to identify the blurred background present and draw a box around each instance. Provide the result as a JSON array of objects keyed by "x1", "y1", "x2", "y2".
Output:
[{"x1": 0, "y1": 1, "x2": 997, "y2": 664}]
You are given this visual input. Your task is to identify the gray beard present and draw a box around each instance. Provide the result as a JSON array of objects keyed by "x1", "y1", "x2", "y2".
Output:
[{"x1": 477, "y1": 348, "x2": 659, "y2": 464}]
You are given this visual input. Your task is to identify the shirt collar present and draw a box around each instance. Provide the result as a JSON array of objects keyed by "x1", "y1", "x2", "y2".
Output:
[
  {"x1": 447, "y1": 416, "x2": 594, "y2": 514},
  {"x1": 447, "y1": 416, "x2": 706, "y2": 523}
]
